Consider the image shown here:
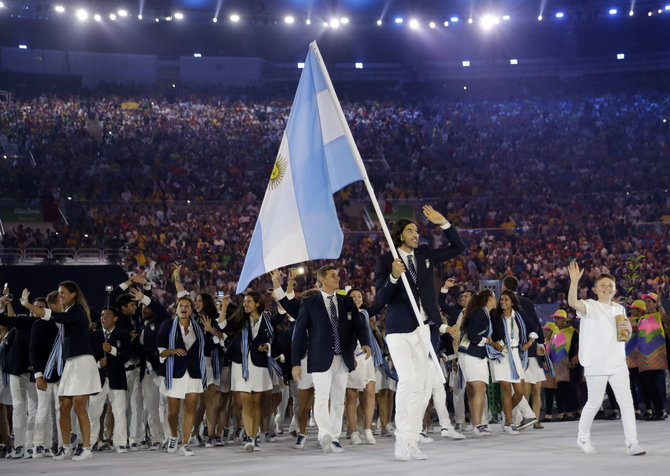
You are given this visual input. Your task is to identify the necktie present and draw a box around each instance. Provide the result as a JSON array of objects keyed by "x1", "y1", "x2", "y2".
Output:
[
  {"x1": 407, "y1": 254, "x2": 418, "y2": 285},
  {"x1": 328, "y1": 296, "x2": 342, "y2": 355}
]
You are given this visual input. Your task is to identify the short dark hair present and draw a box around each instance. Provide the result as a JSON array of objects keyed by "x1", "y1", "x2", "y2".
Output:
[
  {"x1": 101, "y1": 306, "x2": 118, "y2": 315},
  {"x1": 115, "y1": 293, "x2": 134, "y2": 309},
  {"x1": 502, "y1": 275, "x2": 519, "y2": 292},
  {"x1": 46, "y1": 291, "x2": 59, "y2": 305},
  {"x1": 392, "y1": 219, "x2": 415, "y2": 248},
  {"x1": 316, "y1": 265, "x2": 337, "y2": 283},
  {"x1": 595, "y1": 273, "x2": 616, "y2": 284},
  {"x1": 34, "y1": 297, "x2": 47, "y2": 306}
]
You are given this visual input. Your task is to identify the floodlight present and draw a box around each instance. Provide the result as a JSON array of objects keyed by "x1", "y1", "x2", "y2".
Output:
[
  {"x1": 54, "y1": 5, "x2": 65, "y2": 13},
  {"x1": 555, "y1": 12, "x2": 564, "y2": 18},
  {"x1": 118, "y1": 9, "x2": 128, "y2": 17},
  {"x1": 340, "y1": 17, "x2": 349, "y2": 24},
  {"x1": 616, "y1": 53, "x2": 625, "y2": 60},
  {"x1": 230, "y1": 14, "x2": 240, "y2": 22},
  {"x1": 510, "y1": 58, "x2": 518, "y2": 65},
  {"x1": 450, "y1": 16, "x2": 459, "y2": 23},
  {"x1": 174, "y1": 12, "x2": 183, "y2": 20},
  {"x1": 629, "y1": 10, "x2": 634, "y2": 16},
  {"x1": 443, "y1": 21, "x2": 449, "y2": 27},
  {"x1": 394, "y1": 17, "x2": 403, "y2": 24},
  {"x1": 109, "y1": 13, "x2": 117, "y2": 21},
  {"x1": 138, "y1": 14, "x2": 142, "y2": 20},
  {"x1": 76, "y1": 9, "x2": 88, "y2": 21},
  {"x1": 297, "y1": 62, "x2": 305, "y2": 69},
  {"x1": 377, "y1": 19, "x2": 382, "y2": 26},
  {"x1": 429, "y1": 21, "x2": 436, "y2": 29},
  {"x1": 538, "y1": 15, "x2": 543, "y2": 21},
  {"x1": 306, "y1": 19, "x2": 311, "y2": 25},
  {"x1": 330, "y1": 18, "x2": 340, "y2": 28},
  {"x1": 609, "y1": 9, "x2": 618, "y2": 15},
  {"x1": 502, "y1": 15, "x2": 510, "y2": 21},
  {"x1": 212, "y1": 17, "x2": 217, "y2": 23},
  {"x1": 462, "y1": 60, "x2": 470, "y2": 67},
  {"x1": 468, "y1": 18, "x2": 473, "y2": 24},
  {"x1": 355, "y1": 62, "x2": 363, "y2": 69},
  {"x1": 94, "y1": 13, "x2": 101, "y2": 22},
  {"x1": 18, "y1": 44, "x2": 28, "y2": 49},
  {"x1": 193, "y1": 53, "x2": 202, "y2": 58},
  {"x1": 284, "y1": 16, "x2": 294, "y2": 24},
  {"x1": 409, "y1": 18, "x2": 419, "y2": 29}
]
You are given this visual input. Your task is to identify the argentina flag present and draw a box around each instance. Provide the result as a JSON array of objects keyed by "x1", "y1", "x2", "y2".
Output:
[{"x1": 236, "y1": 42, "x2": 365, "y2": 294}]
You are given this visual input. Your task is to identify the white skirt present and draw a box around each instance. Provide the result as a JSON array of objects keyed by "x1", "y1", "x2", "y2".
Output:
[
  {"x1": 490, "y1": 347, "x2": 526, "y2": 383},
  {"x1": 524, "y1": 356, "x2": 547, "y2": 384},
  {"x1": 205, "y1": 356, "x2": 221, "y2": 388},
  {"x1": 459, "y1": 353, "x2": 490, "y2": 384},
  {"x1": 59, "y1": 355, "x2": 102, "y2": 396},
  {"x1": 160, "y1": 372, "x2": 204, "y2": 399},
  {"x1": 231, "y1": 360, "x2": 272, "y2": 393},
  {"x1": 297, "y1": 355, "x2": 314, "y2": 390},
  {"x1": 347, "y1": 350, "x2": 376, "y2": 391},
  {"x1": 217, "y1": 365, "x2": 231, "y2": 393}
]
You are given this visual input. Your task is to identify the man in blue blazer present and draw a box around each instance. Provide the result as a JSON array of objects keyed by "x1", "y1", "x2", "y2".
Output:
[
  {"x1": 291, "y1": 265, "x2": 371, "y2": 454},
  {"x1": 374, "y1": 205, "x2": 465, "y2": 461}
]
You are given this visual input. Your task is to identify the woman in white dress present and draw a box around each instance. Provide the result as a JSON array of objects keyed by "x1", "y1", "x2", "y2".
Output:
[
  {"x1": 22, "y1": 281, "x2": 101, "y2": 461},
  {"x1": 157, "y1": 297, "x2": 206, "y2": 456}
]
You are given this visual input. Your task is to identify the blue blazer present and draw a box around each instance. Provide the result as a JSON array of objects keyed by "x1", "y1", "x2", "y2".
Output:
[
  {"x1": 47, "y1": 304, "x2": 93, "y2": 361},
  {"x1": 291, "y1": 293, "x2": 370, "y2": 373},
  {"x1": 29, "y1": 319, "x2": 59, "y2": 383},
  {"x1": 91, "y1": 327, "x2": 131, "y2": 390},
  {"x1": 156, "y1": 318, "x2": 204, "y2": 379},
  {"x1": 0, "y1": 313, "x2": 34, "y2": 376},
  {"x1": 228, "y1": 315, "x2": 272, "y2": 368},
  {"x1": 374, "y1": 226, "x2": 465, "y2": 335},
  {"x1": 460, "y1": 307, "x2": 491, "y2": 359}
]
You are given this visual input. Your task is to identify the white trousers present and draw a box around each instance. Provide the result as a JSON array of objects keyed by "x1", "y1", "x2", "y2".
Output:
[
  {"x1": 33, "y1": 381, "x2": 61, "y2": 448},
  {"x1": 125, "y1": 368, "x2": 144, "y2": 444},
  {"x1": 578, "y1": 368, "x2": 638, "y2": 446},
  {"x1": 385, "y1": 326, "x2": 433, "y2": 442},
  {"x1": 141, "y1": 372, "x2": 164, "y2": 442},
  {"x1": 311, "y1": 355, "x2": 349, "y2": 443},
  {"x1": 9, "y1": 374, "x2": 37, "y2": 448},
  {"x1": 429, "y1": 368, "x2": 454, "y2": 431},
  {"x1": 275, "y1": 383, "x2": 290, "y2": 430},
  {"x1": 511, "y1": 387, "x2": 537, "y2": 425},
  {"x1": 89, "y1": 379, "x2": 128, "y2": 448}
]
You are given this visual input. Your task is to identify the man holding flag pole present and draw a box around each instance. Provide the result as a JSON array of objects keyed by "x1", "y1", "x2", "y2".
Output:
[{"x1": 236, "y1": 40, "x2": 464, "y2": 461}]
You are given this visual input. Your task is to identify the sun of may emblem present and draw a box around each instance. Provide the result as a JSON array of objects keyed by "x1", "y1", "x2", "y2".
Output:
[{"x1": 269, "y1": 154, "x2": 287, "y2": 190}]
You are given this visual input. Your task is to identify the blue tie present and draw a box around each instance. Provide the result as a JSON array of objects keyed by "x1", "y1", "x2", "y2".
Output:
[
  {"x1": 328, "y1": 296, "x2": 342, "y2": 355},
  {"x1": 407, "y1": 254, "x2": 418, "y2": 285}
]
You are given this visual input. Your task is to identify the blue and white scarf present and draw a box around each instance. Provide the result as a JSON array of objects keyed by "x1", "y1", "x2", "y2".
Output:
[
  {"x1": 242, "y1": 312, "x2": 282, "y2": 380},
  {"x1": 500, "y1": 310, "x2": 528, "y2": 380},
  {"x1": 483, "y1": 308, "x2": 504, "y2": 362},
  {"x1": 360, "y1": 309, "x2": 398, "y2": 381},
  {"x1": 165, "y1": 317, "x2": 206, "y2": 390},
  {"x1": 44, "y1": 324, "x2": 64, "y2": 380}
]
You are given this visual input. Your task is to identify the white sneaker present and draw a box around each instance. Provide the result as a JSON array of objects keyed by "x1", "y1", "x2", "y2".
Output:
[
  {"x1": 441, "y1": 428, "x2": 466, "y2": 440},
  {"x1": 471, "y1": 425, "x2": 490, "y2": 437},
  {"x1": 72, "y1": 447, "x2": 93, "y2": 461},
  {"x1": 150, "y1": 442, "x2": 161, "y2": 451},
  {"x1": 179, "y1": 445, "x2": 194, "y2": 456},
  {"x1": 167, "y1": 437, "x2": 178, "y2": 454},
  {"x1": 364, "y1": 429, "x2": 376, "y2": 445},
  {"x1": 116, "y1": 445, "x2": 129, "y2": 454},
  {"x1": 52, "y1": 446, "x2": 73, "y2": 460},
  {"x1": 294, "y1": 434, "x2": 306, "y2": 449},
  {"x1": 577, "y1": 438, "x2": 597, "y2": 454},
  {"x1": 418, "y1": 432, "x2": 434, "y2": 444},
  {"x1": 350, "y1": 431, "x2": 362, "y2": 445},
  {"x1": 394, "y1": 439, "x2": 410, "y2": 461},
  {"x1": 503, "y1": 425, "x2": 520, "y2": 435},
  {"x1": 626, "y1": 443, "x2": 646, "y2": 456},
  {"x1": 408, "y1": 441, "x2": 427, "y2": 460},
  {"x1": 330, "y1": 441, "x2": 344, "y2": 453},
  {"x1": 321, "y1": 434, "x2": 333, "y2": 454}
]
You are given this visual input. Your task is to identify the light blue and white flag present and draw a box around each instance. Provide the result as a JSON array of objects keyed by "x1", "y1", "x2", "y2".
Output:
[{"x1": 236, "y1": 42, "x2": 365, "y2": 294}]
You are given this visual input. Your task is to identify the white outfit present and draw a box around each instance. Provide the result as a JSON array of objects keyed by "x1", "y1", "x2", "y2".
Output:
[
  {"x1": 159, "y1": 321, "x2": 204, "y2": 400},
  {"x1": 490, "y1": 347, "x2": 525, "y2": 383},
  {"x1": 125, "y1": 366, "x2": 144, "y2": 444},
  {"x1": 576, "y1": 299, "x2": 638, "y2": 446},
  {"x1": 58, "y1": 355, "x2": 101, "y2": 396},
  {"x1": 9, "y1": 373, "x2": 38, "y2": 448},
  {"x1": 141, "y1": 364, "x2": 164, "y2": 444},
  {"x1": 89, "y1": 379, "x2": 128, "y2": 448},
  {"x1": 230, "y1": 316, "x2": 272, "y2": 393},
  {"x1": 459, "y1": 353, "x2": 490, "y2": 383},
  {"x1": 524, "y1": 357, "x2": 547, "y2": 384},
  {"x1": 297, "y1": 355, "x2": 313, "y2": 390},
  {"x1": 33, "y1": 381, "x2": 62, "y2": 448},
  {"x1": 312, "y1": 355, "x2": 349, "y2": 443},
  {"x1": 204, "y1": 356, "x2": 221, "y2": 388},
  {"x1": 428, "y1": 360, "x2": 456, "y2": 431},
  {"x1": 347, "y1": 344, "x2": 376, "y2": 391}
]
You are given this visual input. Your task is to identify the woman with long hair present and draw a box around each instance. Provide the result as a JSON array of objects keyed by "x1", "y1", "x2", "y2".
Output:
[
  {"x1": 457, "y1": 288, "x2": 497, "y2": 437},
  {"x1": 22, "y1": 281, "x2": 101, "y2": 461},
  {"x1": 156, "y1": 296, "x2": 206, "y2": 456},
  {"x1": 228, "y1": 292, "x2": 275, "y2": 452}
]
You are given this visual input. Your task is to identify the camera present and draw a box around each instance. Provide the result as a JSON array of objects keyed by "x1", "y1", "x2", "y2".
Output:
[
  {"x1": 5, "y1": 294, "x2": 12, "y2": 301},
  {"x1": 105, "y1": 285, "x2": 113, "y2": 292}
]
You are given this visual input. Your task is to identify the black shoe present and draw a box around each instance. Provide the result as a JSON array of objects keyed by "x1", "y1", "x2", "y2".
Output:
[
  {"x1": 651, "y1": 410, "x2": 665, "y2": 421},
  {"x1": 595, "y1": 410, "x2": 606, "y2": 420},
  {"x1": 606, "y1": 412, "x2": 621, "y2": 420}
]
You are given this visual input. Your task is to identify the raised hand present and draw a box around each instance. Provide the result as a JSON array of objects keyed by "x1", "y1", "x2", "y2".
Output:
[
  {"x1": 129, "y1": 287, "x2": 145, "y2": 302},
  {"x1": 422, "y1": 205, "x2": 448, "y2": 226},
  {"x1": 568, "y1": 261, "x2": 583, "y2": 282}
]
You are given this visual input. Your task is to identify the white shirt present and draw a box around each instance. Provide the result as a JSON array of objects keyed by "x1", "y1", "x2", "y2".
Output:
[
  {"x1": 576, "y1": 299, "x2": 627, "y2": 376},
  {"x1": 321, "y1": 291, "x2": 339, "y2": 318}
]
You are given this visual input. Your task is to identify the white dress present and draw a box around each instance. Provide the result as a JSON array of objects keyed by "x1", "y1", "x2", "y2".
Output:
[
  {"x1": 490, "y1": 313, "x2": 526, "y2": 384},
  {"x1": 231, "y1": 316, "x2": 273, "y2": 393},
  {"x1": 159, "y1": 321, "x2": 204, "y2": 399},
  {"x1": 59, "y1": 354, "x2": 102, "y2": 396}
]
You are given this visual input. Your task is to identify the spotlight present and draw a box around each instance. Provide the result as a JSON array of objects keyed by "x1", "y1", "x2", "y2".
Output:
[
  {"x1": 609, "y1": 9, "x2": 618, "y2": 15},
  {"x1": 137, "y1": 14, "x2": 142, "y2": 20},
  {"x1": 480, "y1": 15, "x2": 499, "y2": 30},
  {"x1": 355, "y1": 62, "x2": 363, "y2": 69},
  {"x1": 648, "y1": 11, "x2": 652, "y2": 16},
  {"x1": 450, "y1": 16, "x2": 459, "y2": 23},
  {"x1": 555, "y1": 12, "x2": 564, "y2": 18},
  {"x1": 502, "y1": 15, "x2": 510, "y2": 21},
  {"x1": 340, "y1": 17, "x2": 349, "y2": 24},
  {"x1": 394, "y1": 17, "x2": 403, "y2": 24},
  {"x1": 76, "y1": 9, "x2": 88, "y2": 21},
  {"x1": 666, "y1": 6, "x2": 670, "y2": 11},
  {"x1": 18, "y1": 44, "x2": 28, "y2": 49},
  {"x1": 629, "y1": 10, "x2": 634, "y2": 16},
  {"x1": 118, "y1": 9, "x2": 128, "y2": 17},
  {"x1": 212, "y1": 17, "x2": 217, "y2": 23},
  {"x1": 330, "y1": 18, "x2": 340, "y2": 28},
  {"x1": 462, "y1": 60, "x2": 470, "y2": 67},
  {"x1": 230, "y1": 13, "x2": 240, "y2": 22},
  {"x1": 443, "y1": 21, "x2": 449, "y2": 27},
  {"x1": 616, "y1": 53, "x2": 625, "y2": 60},
  {"x1": 165, "y1": 16, "x2": 172, "y2": 21},
  {"x1": 408, "y1": 18, "x2": 419, "y2": 29},
  {"x1": 109, "y1": 13, "x2": 117, "y2": 21},
  {"x1": 510, "y1": 58, "x2": 518, "y2": 65},
  {"x1": 429, "y1": 21, "x2": 436, "y2": 29},
  {"x1": 306, "y1": 19, "x2": 311, "y2": 25},
  {"x1": 174, "y1": 12, "x2": 183, "y2": 20},
  {"x1": 0, "y1": 2, "x2": 5, "y2": 8},
  {"x1": 284, "y1": 16, "x2": 294, "y2": 24},
  {"x1": 155, "y1": 17, "x2": 160, "y2": 22},
  {"x1": 54, "y1": 5, "x2": 65, "y2": 13},
  {"x1": 193, "y1": 53, "x2": 202, "y2": 58},
  {"x1": 468, "y1": 18, "x2": 473, "y2": 24},
  {"x1": 94, "y1": 13, "x2": 101, "y2": 22},
  {"x1": 322, "y1": 21, "x2": 328, "y2": 27},
  {"x1": 538, "y1": 15, "x2": 543, "y2": 21},
  {"x1": 377, "y1": 19, "x2": 382, "y2": 26},
  {"x1": 297, "y1": 62, "x2": 305, "y2": 69}
]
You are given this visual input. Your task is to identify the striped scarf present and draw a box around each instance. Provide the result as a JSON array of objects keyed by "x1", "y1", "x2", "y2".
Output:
[
  {"x1": 44, "y1": 324, "x2": 64, "y2": 380},
  {"x1": 242, "y1": 312, "x2": 282, "y2": 380},
  {"x1": 360, "y1": 309, "x2": 397, "y2": 381},
  {"x1": 484, "y1": 309, "x2": 504, "y2": 362},
  {"x1": 500, "y1": 311, "x2": 528, "y2": 380},
  {"x1": 166, "y1": 317, "x2": 206, "y2": 390},
  {"x1": 262, "y1": 312, "x2": 283, "y2": 378}
]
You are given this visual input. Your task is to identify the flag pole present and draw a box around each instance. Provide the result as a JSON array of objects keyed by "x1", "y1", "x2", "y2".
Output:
[{"x1": 309, "y1": 41, "x2": 445, "y2": 384}]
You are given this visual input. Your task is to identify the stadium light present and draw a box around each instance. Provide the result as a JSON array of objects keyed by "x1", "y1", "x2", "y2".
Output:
[
  {"x1": 617, "y1": 53, "x2": 625, "y2": 60},
  {"x1": 193, "y1": 53, "x2": 202, "y2": 58},
  {"x1": 0, "y1": 2, "x2": 5, "y2": 8},
  {"x1": 322, "y1": 21, "x2": 328, "y2": 27},
  {"x1": 230, "y1": 13, "x2": 240, "y2": 22},
  {"x1": 155, "y1": 17, "x2": 160, "y2": 22},
  {"x1": 109, "y1": 13, "x2": 117, "y2": 21},
  {"x1": 609, "y1": 8, "x2": 618, "y2": 15},
  {"x1": 18, "y1": 44, "x2": 28, "y2": 49},
  {"x1": 480, "y1": 15, "x2": 500, "y2": 30},
  {"x1": 118, "y1": 9, "x2": 128, "y2": 17},
  {"x1": 394, "y1": 17, "x2": 404, "y2": 24},
  {"x1": 462, "y1": 60, "x2": 471, "y2": 67},
  {"x1": 54, "y1": 5, "x2": 65, "y2": 13},
  {"x1": 284, "y1": 16, "x2": 294, "y2": 24},
  {"x1": 468, "y1": 18, "x2": 473, "y2": 24},
  {"x1": 165, "y1": 16, "x2": 172, "y2": 21},
  {"x1": 306, "y1": 19, "x2": 311, "y2": 25},
  {"x1": 443, "y1": 21, "x2": 449, "y2": 27},
  {"x1": 330, "y1": 18, "x2": 340, "y2": 28},
  {"x1": 355, "y1": 62, "x2": 363, "y2": 69},
  {"x1": 666, "y1": 5, "x2": 670, "y2": 11},
  {"x1": 629, "y1": 10, "x2": 634, "y2": 16},
  {"x1": 502, "y1": 15, "x2": 510, "y2": 21},
  {"x1": 174, "y1": 12, "x2": 184, "y2": 20},
  {"x1": 377, "y1": 19, "x2": 382, "y2": 26},
  {"x1": 555, "y1": 12, "x2": 565, "y2": 18},
  {"x1": 538, "y1": 15, "x2": 543, "y2": 21},
  {"x1": 212, "y1": 17, "x2": 217, "y2": 23},
  {"x1": 340, "y1": 17, "x2": 349, "y2": 24},
  {"x1": 408, "y1": 18, "x2": 419, "y2": 29},
  {"x1": 429, "y1": 21, "x2": 436, "y2": 29},
  {"x1": 297, "y1": 62, "x2": 305, "y2": 69},
  {"x1": 138, "y1": 14, "x2": 142, "y2": 20},
  {"x1": 94, "y1": 13, "x2": 102, "y2": 22},
  {"x1": 510, "y1": 58, "x2": 518, "y2": 65},
  {"x1": 76, "y1": 9, "x2": 88, "y2": 21},
  {"x1": 450, "y1": 16, "x2": 459, "y2": 23}
]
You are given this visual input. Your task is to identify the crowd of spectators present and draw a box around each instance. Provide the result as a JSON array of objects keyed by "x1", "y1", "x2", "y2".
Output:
[{"x1": 1, "y1": 78, "x2": 668, "y2": 309}]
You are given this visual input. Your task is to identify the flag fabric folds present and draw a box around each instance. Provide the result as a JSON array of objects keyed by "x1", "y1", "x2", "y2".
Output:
[{"x1": 236, "y1": 43, "x2": 364, "y2": 294}]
